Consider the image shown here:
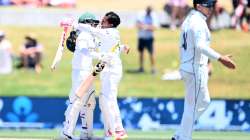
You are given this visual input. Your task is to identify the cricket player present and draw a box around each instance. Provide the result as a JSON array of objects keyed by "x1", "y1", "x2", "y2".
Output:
[
  {"x1": 61, "y1": 12, "x2": 104, "y2": 140},
  {"x1": 172, "y1": 0, "x2": 236, "y2": 140},
  {"x1": 76, "y1": 11, "x2": 128, "y2": 140}
]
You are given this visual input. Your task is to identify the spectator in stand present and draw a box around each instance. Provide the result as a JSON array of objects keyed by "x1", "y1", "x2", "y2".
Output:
[
  {"x1": 231, "y1": 0, "x2": 250, "y2": 31},
  {"x1": 11, "y1": 0, "x2": 37, "y2": 6},
  {"x1": 0, "y1": 31, "x2": 13, "y2": 74},
  {"x1": 0, "y1": 0, "x2": 11, "y2": 5},
  {"x1": 9, "y1": 0, "x2": 75, "y2": 8},
  {"x1": 165, "y1": 0, "x2": 188, "y2": 30},
  {"x1": 207, "y1": 2, "x2": 231, "y2": 30},
  {"x1": 48, "y1": 0, "x2": 75, "y2": 8},
  {"x1": 16, "y1": 34, "x2": 43, "y2": 73}
]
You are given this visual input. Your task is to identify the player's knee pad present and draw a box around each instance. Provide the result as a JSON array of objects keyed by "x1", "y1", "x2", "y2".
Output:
[
  {"x1": 64, "y1": 103, "x2": 72, "y2": 117},
  {"x1": 70, "y1": 96, "x2": 83, "y2": 115},
  {"x1": 66, "y1": 94, "x2": 82, "y2": 115},
  {"x1": 64, "y1": 96, "x2": 83, "y2": 133}
]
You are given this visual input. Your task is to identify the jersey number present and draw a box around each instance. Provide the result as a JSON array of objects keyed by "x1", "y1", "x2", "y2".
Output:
[{"x1": 182, "y1": 32, "x2": 187, "y2": 50}]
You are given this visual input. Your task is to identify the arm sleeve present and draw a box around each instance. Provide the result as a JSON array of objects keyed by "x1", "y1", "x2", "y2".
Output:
[
  {"x1": 76, "y1": 24, "x2": 108, "y2": 38},
  {"x1": 193, "y1": 26, "x2": 221, "y2": 60}
]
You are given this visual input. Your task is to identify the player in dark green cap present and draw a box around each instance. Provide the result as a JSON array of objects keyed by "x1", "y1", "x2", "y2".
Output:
[{"x1": 61, "y1": 12, "x2": 100, "y2": 140}]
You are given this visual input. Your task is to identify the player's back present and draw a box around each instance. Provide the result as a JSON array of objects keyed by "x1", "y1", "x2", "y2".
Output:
[
  {"x1": 179, "y1": 10, "x2": 210, "y2": 73},
  {"x1": 72, "y1": 30, "x2": 95, "y2": 71}
]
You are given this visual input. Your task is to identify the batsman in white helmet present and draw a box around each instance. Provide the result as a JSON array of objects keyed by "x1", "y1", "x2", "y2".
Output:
[
  {"x1": 61, "y1": 12, "x2": 103, "y2": 140},
  {"x1": 172, "y1": 0, "x2": 236, "y2": 140},
  {"x1": 76, "y1": 11, "x2": 129, "y2": 140}
]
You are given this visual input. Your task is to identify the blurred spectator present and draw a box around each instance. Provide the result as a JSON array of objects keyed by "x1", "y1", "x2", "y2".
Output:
[
  {"x1": 8, "y1": 0, "x2": 75, "y2": 8},
  {"x1": 207, "y1": 3, "x2": 231, "y2": 31},
  {"x1": 16, "y1": 34, "x2": 43, "y2": 73},
  {"x1": 48, "y1": 0, "x2": 75, "y2": 8},
  {"x1": 136, "y1": 6, "x2": 159, "y2": 74},
  {"x1": 231, "y1": 0, "x2": 250, "y2": 31},
  {"x1": 11, "y1": 0, "x2": 38, "y2": 6},
  {"x1": 0, "y1": 31, "x2": 13, "y2": 74},
  {"x1": 0, "y1": 0, "x2": 11, "y2": 5},
  {"x1": 164, "y1": 0, "x2": 189, "y2": 30}
]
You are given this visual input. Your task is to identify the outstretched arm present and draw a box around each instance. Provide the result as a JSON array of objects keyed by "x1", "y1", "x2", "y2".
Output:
[{"x1": 193, "y1": 27, "x2": 236, "y2": 69}]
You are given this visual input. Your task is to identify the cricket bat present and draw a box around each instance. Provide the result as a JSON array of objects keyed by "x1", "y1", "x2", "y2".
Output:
[{"x1": 51, "y1": 18, "x2": 73, "y2": 71}]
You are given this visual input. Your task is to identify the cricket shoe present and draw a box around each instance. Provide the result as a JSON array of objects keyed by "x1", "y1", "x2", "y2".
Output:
[
  {"x1": 59, "y1": 131, "x2": 78, "y2": 140},
  {"x1": 114, "y1": 130, "x2": 128, "y2": 140},
  {"x1": 171, "y1": 135, "x2": 180, "y2": 140},
  {"x1": 103, "y1": 129, "x2": 113, "y2": 140},
  {"x1": 79, "y1": 129, "x2": 93, "y2": 140}
]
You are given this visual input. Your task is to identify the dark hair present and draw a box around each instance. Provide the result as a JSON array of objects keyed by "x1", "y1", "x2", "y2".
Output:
[
  {"x1": 146, "y1": 6, "x2": 152, "y2": 15},
  {"x1": 193, "y1": 3, "x2": 198, "y2": 9},
  {"x1": 105, "y1": 11, "x2": 121, "y2": 28}
]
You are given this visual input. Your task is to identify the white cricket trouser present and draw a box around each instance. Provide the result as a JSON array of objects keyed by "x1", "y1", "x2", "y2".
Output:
[
  {"x1": 176, "y1": 65, "x2": 210, "y2": 140},
  {"x1": 63, "y1": 69, "x2": 95, "y2": 136},
  {"x1": 99, "y1": 66, "x2": 124, "y2": 135}
]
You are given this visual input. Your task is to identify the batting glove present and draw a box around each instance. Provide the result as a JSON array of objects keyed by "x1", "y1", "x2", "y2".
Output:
[{"x1": 92, "y1": 61, "x2": 105, "y2": 76}]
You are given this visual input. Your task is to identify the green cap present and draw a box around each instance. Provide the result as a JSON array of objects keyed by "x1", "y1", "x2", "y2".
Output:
[{"x1": 78, "y1": 12, "x2": 96, "y2": 23}]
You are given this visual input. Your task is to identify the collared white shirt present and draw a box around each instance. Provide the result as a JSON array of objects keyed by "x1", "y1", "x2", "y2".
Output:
[{"x1": 179, "y1": 10, "x2": 220, "y2": 73}]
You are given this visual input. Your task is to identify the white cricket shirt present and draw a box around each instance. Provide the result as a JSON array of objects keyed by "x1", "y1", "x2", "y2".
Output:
[
  {"x1": 72, "y1": 30, "x2": 96, "y2": 71},
  {"x1": 179, "y1": 10, "x2": 221, "y2": 73}
]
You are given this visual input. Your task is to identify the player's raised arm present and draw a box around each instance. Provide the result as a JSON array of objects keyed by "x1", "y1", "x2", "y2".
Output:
[{"x1": 75, "y1": 23, "x2": 108, "y2": 39}]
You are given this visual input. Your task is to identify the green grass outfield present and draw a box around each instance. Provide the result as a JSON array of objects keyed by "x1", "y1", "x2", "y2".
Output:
[
  {"x1": 0, "y1": 129, "x2": 250, "y2": 140},
  {"x1": 0, "y1": 26, "x2": 250, "y2": 99}
]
